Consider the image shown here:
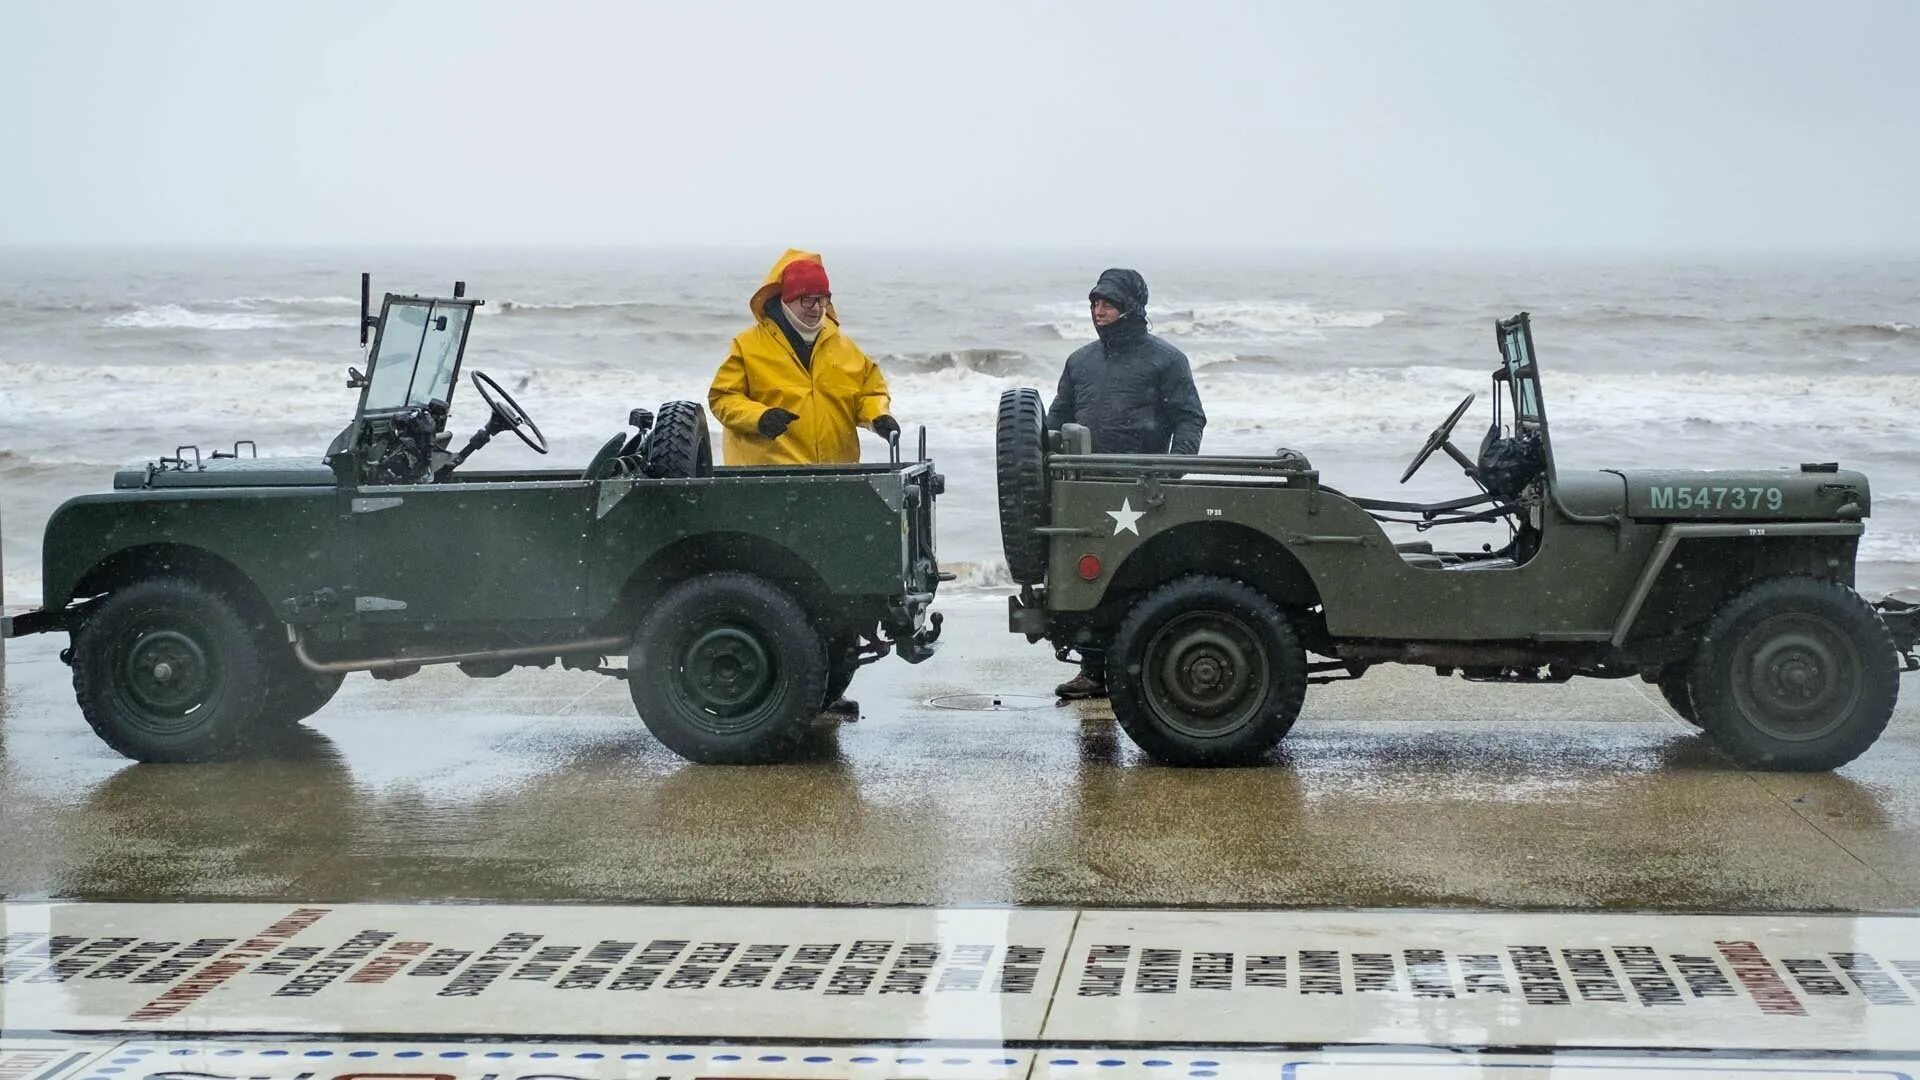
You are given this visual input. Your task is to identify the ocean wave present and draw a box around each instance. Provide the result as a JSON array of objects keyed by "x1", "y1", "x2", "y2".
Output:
[
  {"x1": 884, "y1": 348, "x2": 1050, "y2": 378},
  {"x1": 492, "y1": 298, "x2": 734, "y2": 322},
  {"x1": 228, "y1": 295, "x2": 359, "y2": 308},
  {"x1": 938, "y1": 559, "x2": 1015, "y2": 590},
  {"x1": 1033, "y1": 300, "x2": 1396, "y2": 342},
  {"x1": 1835, "y1": 321, "x2": 1916, "y2": 342},
  {"x1": 496, "y1": 299, "x2": 658, "y2": 314},
  {"x1": 103, "y1": 304, "x2": 340, "y2": 331}
]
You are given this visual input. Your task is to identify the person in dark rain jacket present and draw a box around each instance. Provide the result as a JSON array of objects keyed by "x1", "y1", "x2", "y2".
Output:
[{"x1": 1047, "y1": 267, "x2": 1207, "y2": 699}]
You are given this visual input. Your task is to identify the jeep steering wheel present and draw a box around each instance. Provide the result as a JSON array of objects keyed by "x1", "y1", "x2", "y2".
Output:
[
  {"x1": 470, "y1": 370, "x2": 549, "y2": 455},
  {"x1": 1400, "y1": 392, "x2": 1475, "y2": 484}
]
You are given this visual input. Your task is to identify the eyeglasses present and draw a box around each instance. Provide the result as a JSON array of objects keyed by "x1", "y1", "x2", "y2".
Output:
[{"x1": 790, "y1": 294, "x2": 830, "y2": 309}]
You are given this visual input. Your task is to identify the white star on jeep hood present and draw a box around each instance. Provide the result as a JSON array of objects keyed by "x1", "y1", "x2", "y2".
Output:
[{"x1": 1108, "y1": 498, "x2": 1145, "y2": 536}]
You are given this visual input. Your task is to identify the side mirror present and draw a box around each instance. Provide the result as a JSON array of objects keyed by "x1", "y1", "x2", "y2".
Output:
[
  {"x1": 435, "y1": 315, "x2": 449, "y2": 332},
  {"x1": 346, "y1": 366, "x2": 368, "y2": 389}
]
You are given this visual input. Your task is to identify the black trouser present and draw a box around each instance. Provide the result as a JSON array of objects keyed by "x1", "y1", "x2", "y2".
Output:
[{"x1": 1077, "y1": 647, "x2": 1106, "y2": 685}]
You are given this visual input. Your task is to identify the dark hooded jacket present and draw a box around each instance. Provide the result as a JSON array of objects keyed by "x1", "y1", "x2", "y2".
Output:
[{"x1": 1046, "y1": 268, "x2": 1206, "y2": 455}]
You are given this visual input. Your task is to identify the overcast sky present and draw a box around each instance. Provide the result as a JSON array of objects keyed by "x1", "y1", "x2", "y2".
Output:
[{"x1": 2, "y1": 0, "x2": 1916, "y2": 250}]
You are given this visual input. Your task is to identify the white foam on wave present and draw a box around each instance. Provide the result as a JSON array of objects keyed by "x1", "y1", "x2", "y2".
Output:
[
  {"x1": 1034, "y1": 300, "x2": 1396, "y2": 341},
  {"x1": 229, "y1": 295, "x2": 359, "y2": 308},
  {"x1": 7, "y1": 356, "x2": 1916, "y2": 463},
  {"x1": 103, "y1": 304, "x2": 340, "y2": 331},
  {"x1": 3, "y1": 356, "x2": 1917, "y2": 598}
]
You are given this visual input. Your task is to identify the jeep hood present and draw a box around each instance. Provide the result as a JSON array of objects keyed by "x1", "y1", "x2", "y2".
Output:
[{"x1": 1611, "y1": 467, "x2": 1869, "y2": 522}]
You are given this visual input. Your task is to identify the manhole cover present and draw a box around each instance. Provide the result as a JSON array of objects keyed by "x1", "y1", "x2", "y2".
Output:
[{"x1": 926, "y1": 693, "x2": 1058, "y2": 712}]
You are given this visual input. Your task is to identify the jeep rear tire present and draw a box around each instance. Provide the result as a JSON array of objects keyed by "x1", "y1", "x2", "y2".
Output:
[
  {"x1": 1690, "y1": 577, "x2": 1899, "y2": 771},
  {"x1": 643, "y1": 400, "x2": 713, "y2": 480},
  {"x1": 71, "y1": 577, "x2": 272, "y2": 763},
  {"x1": 995, "y1": 387, "x2": 1049, "y2": 585},
  {"x1": 629, "y1": 572, "x2": 826, "y2": 764},
  {"x1": 1108, "y1": 574, "x2": 1307, "y2": 766}
]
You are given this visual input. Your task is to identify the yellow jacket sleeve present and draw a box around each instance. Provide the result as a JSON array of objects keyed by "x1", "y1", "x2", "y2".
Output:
[
  {"x1": 708, "y1": 336, "x2": 768, "y2": 436},
  {"x1": 851, "y1": 343, "x2": 892, "y2": 425}
]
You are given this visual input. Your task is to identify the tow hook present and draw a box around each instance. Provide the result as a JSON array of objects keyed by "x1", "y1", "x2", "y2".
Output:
[{"x1": 59, "y1": 647, "x2": 73, "y2": 667}]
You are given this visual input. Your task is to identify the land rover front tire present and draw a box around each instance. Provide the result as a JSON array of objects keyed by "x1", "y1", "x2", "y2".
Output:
[
  {"x1": 1108, "y1": 575, "x2": 1308, "y2": 766},
  {"x1": 628, "y1": 572, "x2": 827, "y2": 764},
  {"x1": 1690, "y1": 577, "x2": 1899, "y2": 771},
  {"x1": 70, "y1": 577, "x2": 272, "y2": 763}
]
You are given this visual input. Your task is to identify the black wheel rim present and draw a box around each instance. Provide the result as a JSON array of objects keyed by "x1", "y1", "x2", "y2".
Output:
[
  {"x1": 1730, "y1": 613, "x2": 1861, "y2": 742},
  {"x1": 1142, "y1": 611, "x2": 1270, "y2": 738},
  {"x1": 111, "y1": 618, "x2": 221, "y2": 735},
  {"x1": 668, "y1": 624, "x2": 779, "y2": 734}
]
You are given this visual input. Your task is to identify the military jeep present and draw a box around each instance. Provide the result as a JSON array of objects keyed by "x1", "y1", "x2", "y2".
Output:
[
  {"x1": 4, "y1": 276, "x2": 944, "y2": 765},
  {"x1": 998, "y1": 312, "x2": 1919, "y2": 770}
]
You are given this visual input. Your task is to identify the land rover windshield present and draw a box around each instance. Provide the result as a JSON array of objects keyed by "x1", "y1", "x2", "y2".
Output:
[{"x1": 363, "y1": 298, "x2": 474, "y2": 414}]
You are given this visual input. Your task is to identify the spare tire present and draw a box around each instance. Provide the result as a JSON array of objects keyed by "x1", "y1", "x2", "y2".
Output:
[
  {"x1": 644, "y1": 400, "x2": 713, "y2": 479},
  {"x1": 996, "y1": 387, "x2": 1050, "y2": 585}
]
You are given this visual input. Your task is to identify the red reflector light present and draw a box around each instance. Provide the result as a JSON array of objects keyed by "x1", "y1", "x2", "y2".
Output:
[{"x1": 1077, "y1": 555, "x2": 1103, "y2": 581}]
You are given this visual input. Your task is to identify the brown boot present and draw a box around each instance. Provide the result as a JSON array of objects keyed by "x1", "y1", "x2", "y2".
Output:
[{"x1": 1054, "y1": 673, "x2": 1107, "y2": 700}]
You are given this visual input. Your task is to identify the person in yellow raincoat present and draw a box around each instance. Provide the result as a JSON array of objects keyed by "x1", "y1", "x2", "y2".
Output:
[{"x1": 708, "y1": 249, "x2": 898, "y2": 467}]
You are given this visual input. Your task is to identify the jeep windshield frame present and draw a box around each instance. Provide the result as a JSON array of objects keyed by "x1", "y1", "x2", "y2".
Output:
[
  {"x1": 1497, "y1": 312, "x2": 1545, "y2": 428},
  {"x1": 358, "y1": 294, "x2": 480, "y2": 419}
]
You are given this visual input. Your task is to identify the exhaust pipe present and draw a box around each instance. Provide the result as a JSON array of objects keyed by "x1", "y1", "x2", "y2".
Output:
[{"x1": 291, "y1": 628, "x2": 631, "y2": 675}]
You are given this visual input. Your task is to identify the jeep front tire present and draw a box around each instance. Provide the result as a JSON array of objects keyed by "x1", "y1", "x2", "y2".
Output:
[
  {"x1": 628, "y1": 572, "x2": 827, "y2": 764},
  {"x1": 1655, "y1": 666, "x2": 1700, "y2": 726},
  {"x1": 70, "y1": 577, "x2": 272, "y2": 763},
  {"x1": 1690, "y1": 577, "x2": 1899, "y2": 771},
  {"x1": 1108, "y1": 575, "x2": 1308, "y2": 766}
]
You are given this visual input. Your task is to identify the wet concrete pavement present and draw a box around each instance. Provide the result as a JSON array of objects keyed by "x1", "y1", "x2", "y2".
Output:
[{"x1": 4, "y1": 595, "x2": 1919, "y2": 911}]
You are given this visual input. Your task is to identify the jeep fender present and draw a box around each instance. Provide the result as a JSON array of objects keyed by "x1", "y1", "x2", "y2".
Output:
[{"x1": 1609, "y1": 521, "x2": 1865, "y2": 646}]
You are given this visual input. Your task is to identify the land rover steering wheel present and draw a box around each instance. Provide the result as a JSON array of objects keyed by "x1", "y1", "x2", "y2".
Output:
[
  {"x1": 470, "y1": 370, "x2": 549, "y2": 455},
  {"x1": 1399, "y1": 392, "x2": 1475, "y2": 483}
]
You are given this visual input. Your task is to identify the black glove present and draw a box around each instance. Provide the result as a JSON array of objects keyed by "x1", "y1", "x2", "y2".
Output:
[
  {"x1": 872, "y1": 414, "x2": 901, "y2": 439},
  {"x1": 758, "y1": 408, "x2": 798, "y2": 439}
]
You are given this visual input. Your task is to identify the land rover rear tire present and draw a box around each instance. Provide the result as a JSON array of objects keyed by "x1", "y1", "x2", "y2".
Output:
[
  {"x1": 996, "y1": 387, "x2": 1049, "y2": 585},
  {"x1": 629, "y1": 572, "x2": 827, "y2": 764},
  {"x1": 822, "y1": 638, "x2": 859, "y2": 709},
  {"x1": 643, "y1": 400, "x2": 713, "y2": 480},
  {"x1": 71, "y1": 577, "x2": 272, "y2": 763},
  {"x1": 1690, "y1": 577, "x2": 1898, "y2": 771},
  {"x1": 1108, "y1": 575, "x2": 1308, "y2": 766},
  {"x1": 261, "y1": 650, "x2": 345, "y2": 728}
]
